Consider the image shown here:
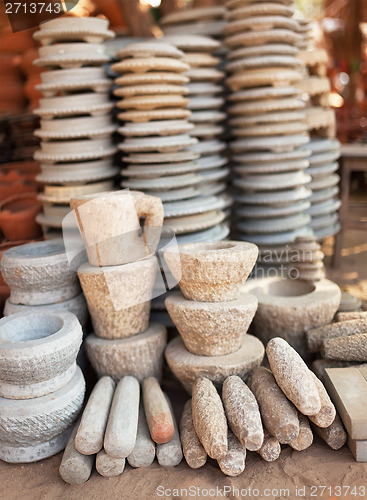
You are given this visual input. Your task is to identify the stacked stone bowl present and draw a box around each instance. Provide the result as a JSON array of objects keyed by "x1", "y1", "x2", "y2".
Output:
[
  {"x1": 113, "y1": 40, "x2": 229, "y2": 244},
  {"x1": 164, "y1": 240, "x2": 265, "y2": 393},
  {"x1": 224, "y1": 0, "x2": 314, "y2": 264},
  {"x1": 69, "y1": 190, "x2": 168, "y2": 382},
  {"x1": 161, "y1": 6, "x2": 226, "y2": 38},
  {"x1": 33, "y1": 17, "x2": 118, "y2": 239}
]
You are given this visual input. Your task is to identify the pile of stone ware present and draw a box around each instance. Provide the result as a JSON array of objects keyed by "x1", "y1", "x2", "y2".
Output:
[
  {"x1": 289, "y1": 234, "x2": 326, "y2": 282},
  {"x1": 1, "y1": 240, "x2": 88, "y2": 329},
  {"x1": 59, "y1": 375, "x2": 183, "y2": 483},
  {"x1": 324, "y1": 365, "x2": 367, "y2": 462},
  {"x1": 32, "y1": 17, "x2": 118, "y2": 239},
  {"x1": 113, "y1": 40, "x2": 229, "y2": 244},
  {"x1": 162, "y1": 34, "x2": 230, "y2": 199},
  {"x1": 164, "y1": 240, "x2": 265, "y2": 392},
  {"x1": 294, "y1": 25, "x2": 341, "y2": 240},
  {"x1": 69, "y1": 190, "x2": 168, "y2": 381},
  {"x1": 178, "y1": 337, "x2": 344, "y2": 476},
  {"x1": 0, "y1": 309, "x2": 85, "y2": 463},
  {"x1": 224, "y1": 0, "x2": 314, "y2": 263},
  {"x1": 161, "y1": 6, "x2": 226, "y2": 38}
]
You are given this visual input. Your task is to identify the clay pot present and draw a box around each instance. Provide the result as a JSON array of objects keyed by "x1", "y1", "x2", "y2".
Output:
[
  {"x1": 0, "y1": 161, "x2": 41, "y2": 182},
  {"x1": 0, "y1": 171, "x2": 39, "y2": 200},
  {"x1": 242, "y1": 277, "x2": 341, "y2": 358},
  {"x1": 78, "y1": 256, "x2": 158, "y2": 339},
  {"x1": 0, "y1": 29, "x2": 35, "y2": 54},
  {"x1": 20, "y1": 48, "x2": 44, "y2": 76},
  {"x1": 71, "y1": 190, "x2": 164, "y2": 267},
  {"x1": 164, "y1": 240, "x2": 259, "y2": 302},
  {"x1": 0, "y1": 311, "x2": 83, "y2": 399},
  {"x1": 165, "y1": 291, "x2": 258, "y2": 356},
  {"x1": 0, "y1": 367, "x2": 85, "y2": 464},
  {"x1": 1, "y1": 240, "x2": 81, "y2": 306},
  {"x1": 0, "y1": 194, "x2": 42, "y2": 241}
]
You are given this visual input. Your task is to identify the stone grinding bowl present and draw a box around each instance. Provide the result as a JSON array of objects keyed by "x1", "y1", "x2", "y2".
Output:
[{"x1": 163, "y1": 240, "x2": 259, "y2": 302}]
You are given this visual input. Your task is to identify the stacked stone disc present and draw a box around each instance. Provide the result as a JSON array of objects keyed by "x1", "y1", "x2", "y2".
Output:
[
  {"x1": 295, "y1": 24, "x2": 341, "y2": 240},
  {"x1": 289, "y1": 235, "x2": 326, "y2": 282},
  {"x1": 69, "y1": 191, "x2": 167, "y2": 384},
  {"x1": 164, "y1": 241, "x2": 264, "y2": 394},
  {"x1": 32, "y1": 17, "x2": 118, "y2": 239},
  {"x1": 161, "y1": 6, "x2": 226, "y2": 39},
  {"x1": 223, "y1": 0, "x2": 314, "y2": 267},
  {"x1": 113, "y1": 41, "x2": 229, "y2": 244},
  {"x1": 162, "y1": 34, "x2": 229, "y2": 200}
]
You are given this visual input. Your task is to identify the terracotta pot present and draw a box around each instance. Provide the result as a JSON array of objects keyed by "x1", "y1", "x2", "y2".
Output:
[
  {"x1": 0, "y1": 194, "x2": 42, "y2": 241},
  {"x1": 20, "y1": 48, "x2": 44, "y2": 76},
  {"x1": 0, "y1": 161, "x2": 40, "y2": 182},
  {"x1": 0, "y1": 172, "x2": 39, "y2": 200},
  {"x1": 0, "y1": 29, "x2": 35, "y2": 54},
  {"x1": 0, "y1": 55, "x2": 22, "y2": 80},
  {"x1": 0, "y1": 82, "x2": 25, "y2": 104}
]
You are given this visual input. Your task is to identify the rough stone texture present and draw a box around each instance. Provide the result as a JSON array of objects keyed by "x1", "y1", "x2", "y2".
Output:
[
  {"x1": 1, "y1": 240, "x2": 81, "y2": 306},
  {"x1": 165, "y1": 334, "x2": 264, "y2": 394},
  {"x1": 165, "y1": 291, "x2": 257, "y2": 356},
  {"x1": 266, "y1": 337, "x2": 321, "y2": 416},
  {"x1": 78, "y1": 257, "x2": 157, "y2": 339},
  {"x1": 191, "y1": 377, "x2": 228, "y2": 460},
  {"x1": 4, "y1": 293, "x2": 88, "y2": 329},
  {"x1": 156, "y1": 394, "x2": 183, "y2": 467},
  {"x1": 85, "y1": 323, "x2": 167, "y2": 382},
  {"x1": 308, "y1": 371, "x2": 336, "y2": 428},
  {"x1": 347, "y1": 435, "x2": 367, "y2": 462},
  {"x1": 307, "y1": 319, "x2": 367, "y2": 353},
  {"x1": 0, "y1": 311, "x2": 83, "y2": 399},
  {"x1": 222, "y1": 375, "x2": 263, "y2": 451},
  {"x1": 243, "y1": 278, "x2": 341, "y2": 359},
  {"x1": 180, "y1": 399, "x2": 207, "y2": 469},
  {"x1": 143, "y1": 376, "x2": 174, "y2": 444},
  {"x1": 70, "y1": 190, "x2": 163, "y2": 267},
  {"x1": 324, "y1": 367, "x2": 367, "y2": 440},
  {"x1": 0, "y1": 366, "x2": 85, "y2": 464},
  {"x1": 96, "y1": 449, "x2": 125, "y2": 477},
  {"x1": 127, "y1": 402, "x2": 155, "y2": 468},
  {"x1": 336, "y1": 311, "x2": 367, "y2": 322},
  {"x1": 289, "y1": 413, "x2": 313, "y2": 451},
  {"x1": 164, "y1": 241, "x2": 258, "y2": 302},
  {"x1": 322, "y1": 334, "x2": 367, "y2": 362},
  {"x1": 249, "y1": 366, "x2": 299, "y2": 444},
  {"x1": 217, "y1": 430, "x2": 246, "y2": 477},
  {"x1": 257, "y1": 430, "x2": 281, "y2": 462},
  {"x1": 104, "y1": 376, "x2": 140, "y2": 458},
  {"x1": 59, "y1": 422, "x2": 95, "y2": 485},
  {"x1": 75, "y1": 376, "x2": 116, "y2": 455},
  {"x1": 311, "y1": 414, "x2": 347, "y2": 450}
]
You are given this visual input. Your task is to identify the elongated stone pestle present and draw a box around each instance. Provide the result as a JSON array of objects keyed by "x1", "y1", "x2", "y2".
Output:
[
  {"x1": 249, "y1": 367, "x2": 299, "y2": 444},
  {"x1": 96, "y1": 449, "x2": 125, "y2": 477},
  {"x1": 104, "y1": 376, "x2": 140, "y2": 458},
  {"x1": 267, "y1": 338, "x2": 321, "y2": 416},
  {"x1": 308, "y1": 371, "x2": 336, "y2": 428},
  {"x1": 156, "y1": 394, "x2": 183, "y2": 467},
  {"x1": 311, "y1": 414, "x2": 347, "y2": 450},
  {"x1": 180, "y1": 399, "x2": 207, "y2": 469},
  {"x1": 322, "y1": 333, "x2": 367, "y2": 362},
  {"x1": 336, "y1": 311, "x2": 367, "y2": 322},
  {"x1": 192, "y1": 377, "x2": 228, "y2": 460},
  {"x1": 257, "y1": 430, "x2": 281, "y2": 462},
  {"x1": 75, "y1": 376, "x2": 116, "y2": 455},
  {"x1": 217, "y1": 430, "x2": 246, "y2": 477},
  {"x1": 59, "y1": 422, "x2": 95, "y2": 485},
  {"x1": 289, "y1": 413, "x2": 313, "y2": 451},
  {"x1": 307, "y1": 320, "x2": 367, "y2": 353},
  {"x1": 127, "y1": 402, "x2": 155, "y2": 468},
  {"x1": 143, "y1": 376, "x2": 174, "y2": 444},
  {"x1": 222, "y1": 375, "x2": 263, "y2": 451}
]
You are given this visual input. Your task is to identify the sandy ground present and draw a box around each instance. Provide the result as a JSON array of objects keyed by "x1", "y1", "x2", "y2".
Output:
[{"x1": 1, "y1": 228, "x2": 367, "y2": 500}]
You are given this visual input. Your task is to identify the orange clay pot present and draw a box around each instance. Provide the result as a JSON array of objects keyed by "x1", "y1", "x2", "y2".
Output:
[
  {"x1": 0, "y1": 161, "x2": 41, "y2": 182},
  {"x1": 0, "y1": 172, "x2": 39, "y2": 200},
  {"x1": 0, "y1": 194, "x2": 42, "y2": 241}
]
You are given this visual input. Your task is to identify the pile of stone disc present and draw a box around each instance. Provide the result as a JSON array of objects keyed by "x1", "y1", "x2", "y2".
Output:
[
  {"x1": 33, "y1": 17, "x2": 118, "y2": 239},
  {"x1": 163, "y1": 34, "x2": 229, "y2": 198},
  {"x1": 113, "y1": 41, "x2": 229, "y2": 244},
  {"x1": 224, "y1": 0, "x2": 313, "y2": 261},
  {"x1": 161, "y1": 6, "x2": 226, "y2": 38}
]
